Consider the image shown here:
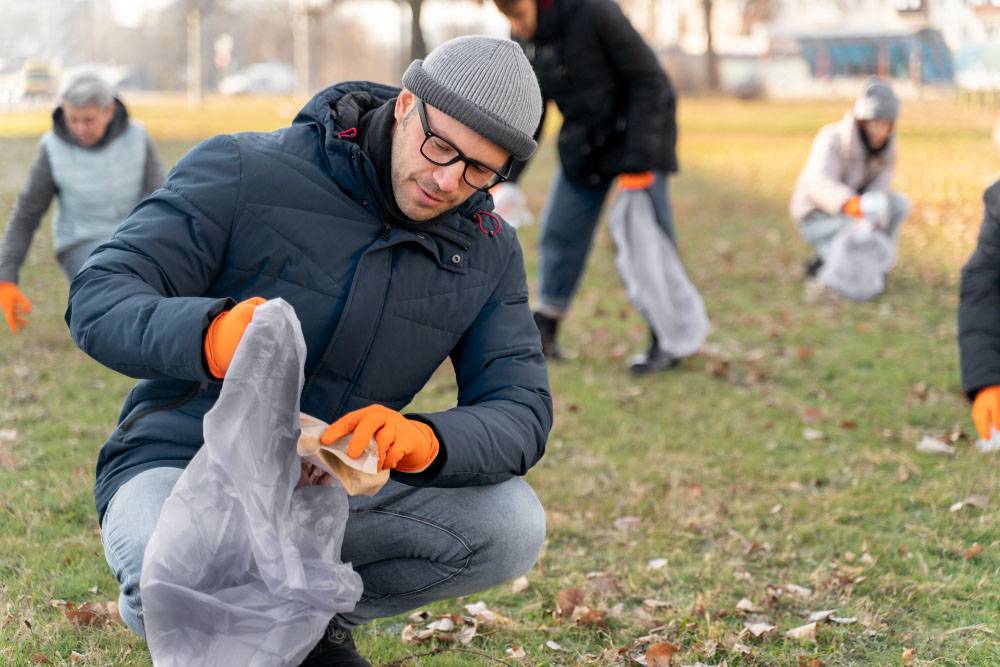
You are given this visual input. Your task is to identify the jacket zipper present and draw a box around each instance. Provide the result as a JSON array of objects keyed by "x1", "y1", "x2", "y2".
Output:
[{"x1": 119, "y1": 381, "x2": 207, "y2": 432}]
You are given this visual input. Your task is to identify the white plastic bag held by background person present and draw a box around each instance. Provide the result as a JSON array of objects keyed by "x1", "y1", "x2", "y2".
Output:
[
  {"x1": 141, "y1": 299, "x2": 363, "y2": 667},
  {"x1": 608, "y1": 189, "x2": 709, "y2": 358},
  {"x1": 817, "y1": 218, "x2": 897, "y2": 301},
  {"x1": 490, "y1": 182, "x2": 533, "y2": 228}
]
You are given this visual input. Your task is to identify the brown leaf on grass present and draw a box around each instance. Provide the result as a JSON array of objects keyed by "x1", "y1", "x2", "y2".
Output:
[
  {"x1": 902, "y1": 647, "x2": 916, "y2": 664},
  {"x1": 785, "y1": 622, "x2": 817, "y2": 642},
  {"x1": 839, "y1": 419, "x2": 858, "y2": 430},
  {"x1": 745, "y1": 621, "x2": 776, "y2": 637},
  {"x1": 706, "y1": 358, "x2": 730, "y2": 380},
  {"x1": 916, "y1": 436, "x2": 955, "y2": 456},
  {"x1": 556, "y1": 588, "x2": 586, "y2": 618},
  {"x1": 801, "y1": 407, "x2": 824, "y2": 424},
  {"x1": 0, "y1": 446, "x2": 16, "y2": 471},
  {"x1": 51, "y1": 600, "x2": 119, "y2": 627},
  {"x1": 68, "y1": 652, "x2": 86, "y2": 663},
  {"x1": 505, "y1": 646, "x2": 527, "y2": 659},
  {"x1": 31, "y1": 655, "x2": 51, "y2": 665},
  {"x1": 0, "y1": 428, "x2": 17, "y2": 442},
  {"x1": 950, "y1": 495, "x2": 990, "y2": 512},
  {"x1": 784, "y1": 583, "x2": 813, "y2": 599},
  {"x1": 572, "y1": 606, "x2": 607, "y2": 628},
  {"x1": 735, "y1": 598, "x2": 762, "y2": 613},
  {"x1": 796, "y1": 347, "x2": 814, "y2": 362},
  {"x1": 798, "y1": 658, "x2": 825, "y2": 667},
  {"x1": 910, "y1": 382, "x2": 930, "y2": 401},
  {"x1": 645, "y1": 642, "x2": 679, "y2": 666},
  {"x1": 586, "y1": 571, "x2": 622, "y2": 595},
  {"x1": 613, "y1": 516, "x2": 642, "y2": 532},
  {"x1": 510, "y1": 575, "x2": 529, "y2": 593},
  {"x1": 964, "y1": 543, "x2": 985, "y2": 560}
]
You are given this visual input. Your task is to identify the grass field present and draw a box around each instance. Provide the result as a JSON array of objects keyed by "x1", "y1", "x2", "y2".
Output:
[{"x1": 1, "y1": 94, "x2": 999, "y2": 666}]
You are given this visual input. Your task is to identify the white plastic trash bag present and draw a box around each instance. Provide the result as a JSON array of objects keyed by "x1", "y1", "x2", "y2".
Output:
[
  {"x1": 817, "y1": 219, "x2": 896, "y2": 301},
  {"x1": 490, "y1": 182, "x2": 533, "y2": 228},
  {"x1": 141, "y1": 299, "x2": 363, "y2": 667},
  {"x1": 608, "y1": 189, "x2": 710, "y2": 358}
]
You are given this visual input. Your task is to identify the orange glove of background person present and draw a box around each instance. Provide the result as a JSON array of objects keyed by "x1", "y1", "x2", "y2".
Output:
[
  {"x1": 842, "y1": 195, "x2": 863, "y2": 218},
  {"x1": 618, "y1": 172, "x2": 655, "y2": 191},
  {"x1": 204, "y1": 297, "x2": 266, "y2": 379},
  {"x1": 321, "y1": 404, "x2": 439, "y2": 473},
  {"x1": 972, "y1": 385, "x2": 1000, "y2": 440},
  {"x1": 0, "y1": 281, "x2": 32, "y2": 334}
]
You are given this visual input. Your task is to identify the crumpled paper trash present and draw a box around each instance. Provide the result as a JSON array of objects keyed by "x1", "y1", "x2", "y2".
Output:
[
  {"x1": 297, "y1": 412, "x2": 389, "y2": 496},
  {"x1": 141, "y1": 299, "x2": 364, "y2": 667}
]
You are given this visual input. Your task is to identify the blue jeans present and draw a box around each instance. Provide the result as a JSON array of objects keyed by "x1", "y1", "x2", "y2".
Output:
[
  {"x1": 56, "y1": 238, "x2": 104, "y2": 281},
  {"x1": 798, "y1": 192, "x2": 910, "y2": 259},
  {"x1": 101, "y1": 466, "x2": 546, "y2": 639},
  {"x1": 537, "y1": 169, "x2": 675, "y2": 315}
]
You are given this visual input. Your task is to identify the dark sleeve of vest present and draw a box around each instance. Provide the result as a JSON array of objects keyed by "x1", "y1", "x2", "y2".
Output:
[
  {"x1": 507, "y1": 97, "x2": 549, "y2": 184},
  {"x1": 959, "y1": 180, "x2": 1000, "y2": 398},
  {"x1": 0, "y1": 142, "x2": 57, "y2": 284},
  {"x1": 66, "y1": 135, "x2": 240, "y2": 382},
  {"x1": 591, "y1": 0, "x2": 677, "y2": 174},
  {"x1": 141, "y1": 132, "x2": 166, "y2": 195},
  {"x1": 400, "y1": 233, "x2": 552, "y2": 487}
]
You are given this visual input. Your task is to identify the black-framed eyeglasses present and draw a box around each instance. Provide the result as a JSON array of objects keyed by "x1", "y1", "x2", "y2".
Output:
[{"x1": 415, "y1": 97, "x2": 511, "y2": 192}]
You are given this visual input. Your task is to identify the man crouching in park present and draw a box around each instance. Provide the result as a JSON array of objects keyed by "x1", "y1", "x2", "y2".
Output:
[{"x1": 65, "y1": 36, "x2": 551, "y2": 666}]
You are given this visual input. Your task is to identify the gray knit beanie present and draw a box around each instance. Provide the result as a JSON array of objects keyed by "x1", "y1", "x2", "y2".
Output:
[
  {"x1": 402, "y1": 36, "x2": 543, "y2": 161},
  {"x1": 853, "y1": 77, "x2": 899, "y2": 122}
]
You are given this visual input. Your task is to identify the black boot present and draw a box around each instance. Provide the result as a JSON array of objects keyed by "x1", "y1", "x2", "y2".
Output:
[
  {"x1": 299, "y1": 620, "x2": 370, "y2": 667},
  {"x1": 532, "y1": 311, "x2": 563, "y2": 360},
  {"x1": 628, "y1": 329, "x2": 680, "y2": 375},
  {"x1": 803, "y1": 255, "x2": 824, "y2": 278}
]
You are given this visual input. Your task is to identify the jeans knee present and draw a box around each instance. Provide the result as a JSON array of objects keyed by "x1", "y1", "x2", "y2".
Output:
[{"x1": 475, "y1": 479, "x2": 546, "y2": 584}]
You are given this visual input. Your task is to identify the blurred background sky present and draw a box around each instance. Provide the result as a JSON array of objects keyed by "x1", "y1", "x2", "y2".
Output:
[{"x1": 2, "y1": 0, "x2": 1000, "y2": 104}]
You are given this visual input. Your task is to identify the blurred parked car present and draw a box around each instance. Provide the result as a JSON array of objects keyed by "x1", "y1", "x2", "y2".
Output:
[
  {"x1": 218, "y1": 62, "x2": 294, "y2": 95},
  {"x1": 17, "y1": 60, "x2": 56, "y2": 100}
]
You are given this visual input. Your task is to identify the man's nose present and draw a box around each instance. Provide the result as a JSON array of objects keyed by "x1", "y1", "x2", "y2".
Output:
[{"x1": 434, "y1": 161, "x2": 465, "y2": 192}]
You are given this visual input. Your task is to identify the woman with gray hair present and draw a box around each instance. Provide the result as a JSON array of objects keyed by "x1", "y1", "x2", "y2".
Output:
[{"x1": 0, "y1": 73, "x2": 163, "y2": 334}]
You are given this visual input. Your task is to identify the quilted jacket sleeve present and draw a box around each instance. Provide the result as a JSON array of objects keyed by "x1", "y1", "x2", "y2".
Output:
[
  {"x1": 402, "y1": 234, "x2": 552, "y2": 486},
  {"x1": 959, "y1": 180, "x2": 1000, "y2": 398},
  {"x1": 65, "y1": 135, "x2": 241, "y2": 381}
]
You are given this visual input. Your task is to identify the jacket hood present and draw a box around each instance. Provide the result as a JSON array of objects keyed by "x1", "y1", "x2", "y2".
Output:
[
  {"x1": 52, "y1": 97, "x2": 130, "y2": 149},
  {"x1": 292, "y1": 80, "x2": 494, "y2": 226}
]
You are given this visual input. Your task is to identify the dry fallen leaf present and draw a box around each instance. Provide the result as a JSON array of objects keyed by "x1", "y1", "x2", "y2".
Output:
[
  {"x1": 645, "y1": 641, "x2": 680, "y2": 666},
  {"x1": 902, "y1": 647, "x2": 916, "y2": 664},
  {"x1": 510, "y1": 575, "x2": 529, "y2": 594},
  {"x1": 736, "y1": 598, "x2": 762, "y2": 613},
  {"x1": 785, "y1": 622, "x2": 817, "y2": 642},
  {"x1": 0, "y1": 446, "x2": 17, "y2": 471},
  {"x1": 613, "y1": 516, "x2": 642, "y2": 532},
  {"x1": 964, "y1": 543, "x2": 985, "y2": 560},
  {"x1": 643, "y1": 598, "x2": 670, "y2": 609},
  {"x1": 585, "y1": 571, "x2": 623, "y2": 595},
  {"x1": 916, "y1": 436, "x2": 955, "y2": 456},
  {"x1": 545, "y1": 639, "x2": 564, "y2": 651},
  {"x1": 556, "y1": 588, "x2": 586, "y2": 618},
  {"x1": 68, "y1": 652, "x2": 86, "y2": 663},
  {"x1": 731, "y1": 641, "x2": 753, "y2": 655},
  {"x1": 910, "y1": 382, "x2": 930, "y2": 401},
  {"x1": 801, "y1": 407, "x2": 825, "y2": 424},
  {"x1": 785, "y1": 583, "x2": 813, "y2": 599},
  {"x1": 798, "y1": 658, "x2": 824, "y2": 667},
  {"x1": 505, "y1": 646, "x2": 527, "y2": 659},
  {"x1": 31, "y1": 655, "x2": 51, "y2": 665},
  {"x1": 572, "y1": 606, "x2": 607, "y2": 628},
  {"x1": 648, "y1": 558, "x2": 668, "y2": 570},
  {"x1": 950, "y1": 495, "x2": 990, "y2": 513},
  {"x1": 803, "y1": 428, "x2": 825, "y2": 442},
  {"x1": 830, "y1": 616, "x2": 858, "y2": 625},
  {"x1": 807, "y1": 610, "x2": 837, "y2": 623},
  {"x1": 745, "y1": 621, "x2": 777, "y2": 637},
  {"x1": 0, "y1": 429, "x2": 17, "y2": 442},
  {"x1": 52, "y1": 600, "x2": 119, "y2": 627}
]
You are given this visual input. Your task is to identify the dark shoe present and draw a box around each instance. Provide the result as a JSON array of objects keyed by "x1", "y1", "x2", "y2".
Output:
[
  {"x1": 803, "y1": 255, "x2": 824, "y2": 278},
  {"x1": 299, "y1": 621, "x2": 370, "y2": 667},
  {"x1": 532, "y1": 311, "x2": 563, "y2": 360},
  {"x1": 628, "y1": 329, "x2": 680, "y2": 375}
]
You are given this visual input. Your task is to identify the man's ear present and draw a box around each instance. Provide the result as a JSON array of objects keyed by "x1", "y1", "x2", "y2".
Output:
[{"x1": 395, "y1": 89, "x2": 416, "y2": 122}]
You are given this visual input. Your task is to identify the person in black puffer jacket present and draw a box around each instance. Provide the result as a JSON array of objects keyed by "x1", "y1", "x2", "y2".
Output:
[
  {"x1": 494, "y1": 0, "x2": 682, "y2": 373},
  {"x1": 66, "y1": 37, "x2": 551, "y2": 667}
]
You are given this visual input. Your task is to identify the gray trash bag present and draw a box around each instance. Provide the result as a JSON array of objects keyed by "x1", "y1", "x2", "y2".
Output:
[
  {"x1": 140, "y1": 299, "x2": 363, "y2": 667},
  {"x1": 816, "y1": 220, "x2": 897, "y2": 301},
  {"x1": 608, "y1": 189, "x2": 710, "y2": 358}
]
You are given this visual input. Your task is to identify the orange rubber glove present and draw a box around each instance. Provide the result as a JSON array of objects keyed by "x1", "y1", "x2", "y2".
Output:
[
  {"x1": 842, "y1": 195, "x2": 863, "y2": 218},
  {"x1": 321, "y1": 404, "x2": 440, "y2": 473},
  {"x1": 0, "y1": 281, "x2": 32, "y2": 334},
  {"x1": 972, "y1": 385, "x2": 1000, "y2": 440},
  {"x1": 618, "y1": 172, "x2": 655, "y2": 191},
  {"x1": 203, "y1": 297, "x2": 266, "y2": 379}
]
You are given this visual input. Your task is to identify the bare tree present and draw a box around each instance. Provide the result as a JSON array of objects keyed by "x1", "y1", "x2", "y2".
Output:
[
  {"x1": 702, "y1": 0, "x2": 719, "y2": 90},
  {"x1": 408, "y1": 0, "x2": 427, "y2": 61}
]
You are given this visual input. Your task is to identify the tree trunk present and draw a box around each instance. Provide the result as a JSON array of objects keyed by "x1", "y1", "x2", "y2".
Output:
[
  {"x1": 186, "y1": 8, "x2": 203, "y2": 107},
  {"x1": 702, "y1": 0, "x2": 719, "y2": 90},
  {"x1": 410, "y1": 0, "x2": 427, "y2": 61}
]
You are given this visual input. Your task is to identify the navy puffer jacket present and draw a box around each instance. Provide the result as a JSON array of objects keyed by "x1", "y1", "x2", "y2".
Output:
[{"x1": 66, "y1": 82, "x2": 552, "y2": 522}]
